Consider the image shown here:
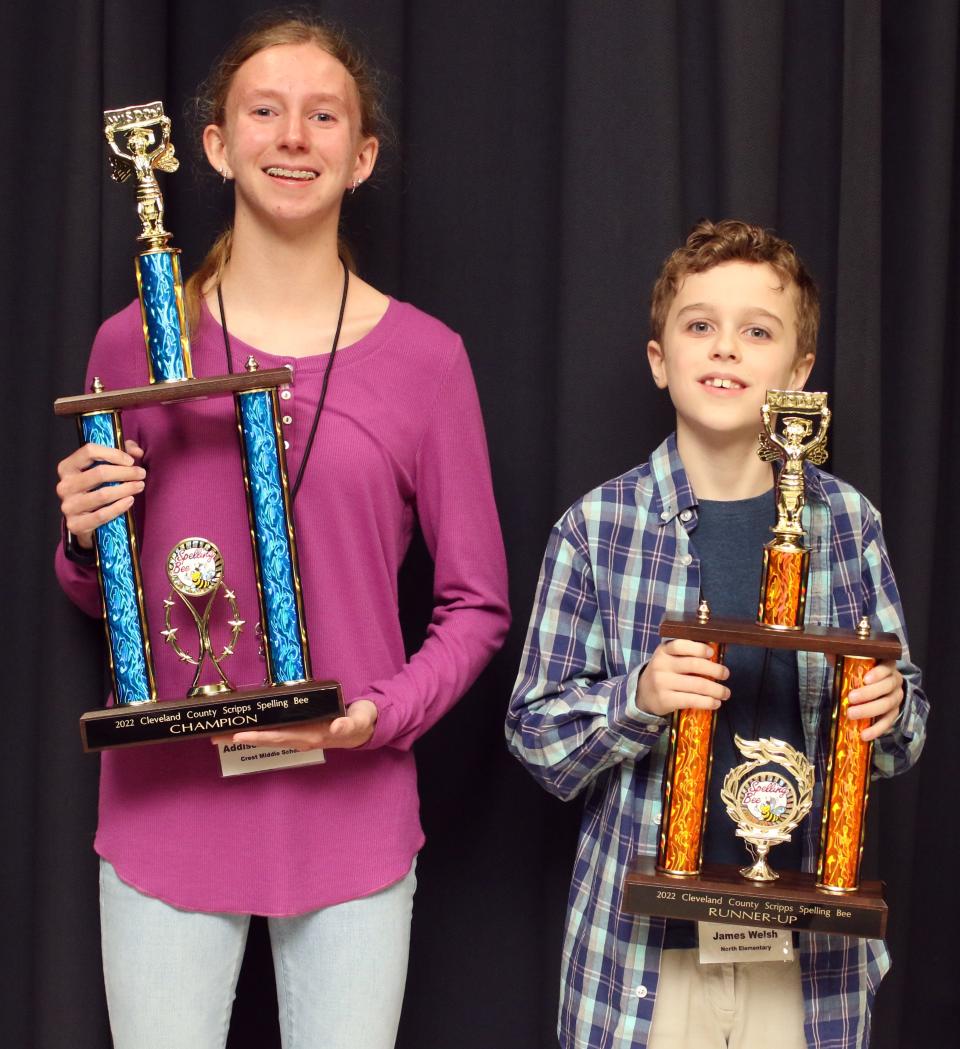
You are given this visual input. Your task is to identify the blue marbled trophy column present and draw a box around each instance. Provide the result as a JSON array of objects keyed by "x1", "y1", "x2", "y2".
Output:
[
  {"x1": 79, "y1": 409, "x2": 156, "y2": 704},
  {"x1": 135, "y1": 249, "x2": 192, "y2": 383},
  {"x1": 236, "y1": 383, "x2": 312, "y2": 686}
]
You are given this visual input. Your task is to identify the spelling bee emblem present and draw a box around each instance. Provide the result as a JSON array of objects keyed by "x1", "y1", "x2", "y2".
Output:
[
  {"x1": 162, "y1": 538, "x2": 244, "y2": 697},
  {"x1": 720, "y1": 736, "x2": 815, "y2": 882}
]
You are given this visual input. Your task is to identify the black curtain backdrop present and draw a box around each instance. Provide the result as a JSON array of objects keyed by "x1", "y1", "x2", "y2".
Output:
[{"x1": 3, "y1": 1, "x2": 957, "y2": 1047}]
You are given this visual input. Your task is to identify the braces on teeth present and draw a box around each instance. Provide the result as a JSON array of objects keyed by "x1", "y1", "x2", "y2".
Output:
[{"x1": 266, "y1": 167, "x2": 317, "y2": 180}]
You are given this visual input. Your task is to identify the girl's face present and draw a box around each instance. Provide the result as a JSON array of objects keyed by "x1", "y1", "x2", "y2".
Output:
[{"x1": 203, "y1": 42, "x2": 378, "y2": 232}]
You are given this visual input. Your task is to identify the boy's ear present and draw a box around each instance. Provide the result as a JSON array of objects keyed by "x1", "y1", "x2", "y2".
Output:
[
  {"x1": 789, "y1": 352, "x2": 815, "y2": 390},
  {"x1": 647, "y1": 340, "x2": 668, "y2": 389}
]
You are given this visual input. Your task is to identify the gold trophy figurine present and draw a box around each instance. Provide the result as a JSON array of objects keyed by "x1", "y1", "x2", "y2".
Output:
[
  {"x1": 103, "y1": 102, "x2": 179, "y2": 248},
  {"x1": 758, "y1": 396, "x2": 831, "y2": 541}
]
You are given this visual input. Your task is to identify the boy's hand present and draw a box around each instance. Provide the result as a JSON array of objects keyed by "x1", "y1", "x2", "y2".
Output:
[
  {"x1": 846, "y1": 659, "x2": 904, "y2": 741},
  {"x1": 636, "y1": 639, "x2": 731, "y2": 718}
]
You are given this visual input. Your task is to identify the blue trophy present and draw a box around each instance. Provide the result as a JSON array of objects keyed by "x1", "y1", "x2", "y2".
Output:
[{"x1": 55, "y1": 102, "x2": 342, "y2": 757}]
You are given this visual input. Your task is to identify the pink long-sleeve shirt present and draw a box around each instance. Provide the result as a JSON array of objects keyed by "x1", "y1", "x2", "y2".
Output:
[{"x1": 56, "y1": 297, "x2": 510, "y2": 915}]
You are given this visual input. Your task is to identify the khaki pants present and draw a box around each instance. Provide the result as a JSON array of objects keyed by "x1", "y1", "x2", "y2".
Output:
[{"x1": 649, "y1": 948, "x2": 806, "y2": 1049}]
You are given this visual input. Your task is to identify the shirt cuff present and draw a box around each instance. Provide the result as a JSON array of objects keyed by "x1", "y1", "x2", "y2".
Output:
[
  {"x1": 890, "y1": 685, "x2": 924, "y2": 742},
  {"x1": 355, "y1": 695, "x2": 397, "y2": 751},
  {"x1": 62, "y1": 522, "x2": 97, "y2": 567},
  {"x1": 606, "y1": 665, "x2": 670, "y2": 752}
]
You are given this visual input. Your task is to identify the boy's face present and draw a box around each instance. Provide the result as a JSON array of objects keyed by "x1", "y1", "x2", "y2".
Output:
[{"x1": 647, "y1": 261, "x2": 814, "y2": 446}]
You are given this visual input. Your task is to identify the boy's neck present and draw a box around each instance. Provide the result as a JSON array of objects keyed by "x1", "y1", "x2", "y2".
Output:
[{"x1": 676, "y1": 424, "x2": 775, "y2": 501}]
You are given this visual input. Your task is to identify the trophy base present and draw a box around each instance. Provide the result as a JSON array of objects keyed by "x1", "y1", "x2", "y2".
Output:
[
  {"x1": 623, "y1": 856, "x2": 886, "y2": 938},
  {"x1": 80, "y1": 679, "x2": 343, "y2": 752}
]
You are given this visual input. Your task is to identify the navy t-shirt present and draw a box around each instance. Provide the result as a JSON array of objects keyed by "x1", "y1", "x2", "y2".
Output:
[{"x1": 662, "y1": 489, "x2": 805, "y2": 948}]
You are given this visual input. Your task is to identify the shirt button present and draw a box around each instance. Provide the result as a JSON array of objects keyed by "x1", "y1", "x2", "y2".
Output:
[
  {"x1": 679, "y1": 509, "x2": 693, "y2": 522},
  {"x1": 282, "y1": 415, "x2": 293, "y2": 425},
  {"x1": 635, "y1": 985, "x2": 648, "y2": 999},
  {"x1": 659, "y1": 510, "x2": 670, "y2": 521},
  {"x1": 280, "y1": 389, "x2": 292, "y2": 401},
  {"x1": 283, "y1": 440, "x2": 290, "y2": 450},
  {"x1": 680, "y1": 554, "x2": 692, "y2": 566},
  {"x1": 653, "y1": 811, "x2": 661, "y2": 825}
]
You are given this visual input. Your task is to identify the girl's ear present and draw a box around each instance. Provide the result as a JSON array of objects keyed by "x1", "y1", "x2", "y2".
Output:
[{"x1": 202, "y1": 123, "x2": 230, "y2": 178}]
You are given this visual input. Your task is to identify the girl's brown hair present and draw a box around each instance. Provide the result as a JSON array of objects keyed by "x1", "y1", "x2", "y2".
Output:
[
  {"x1": 184, "y1": 10, "x2": 387, "y2": 330},
  {"x1": 650, "y1": 219, "x2": 820, "y2": 361}
]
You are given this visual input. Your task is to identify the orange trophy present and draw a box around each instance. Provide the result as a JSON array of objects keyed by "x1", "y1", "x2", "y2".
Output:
[{"x1": 629, "y1": 391, "x2": 899, "y2": 936}]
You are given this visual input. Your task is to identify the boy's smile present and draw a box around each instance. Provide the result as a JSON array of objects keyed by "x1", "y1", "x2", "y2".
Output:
[{"x1": 647, "y1": 260, "x2": 814, "y2": 448}]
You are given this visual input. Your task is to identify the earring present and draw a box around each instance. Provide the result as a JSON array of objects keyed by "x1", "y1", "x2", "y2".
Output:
[
  {"x1": 349, "y1": 177, "x2": 363, "y2": 195},
  {"x1": 219, "y1": 167, "x2": 229, "y2": 184}
]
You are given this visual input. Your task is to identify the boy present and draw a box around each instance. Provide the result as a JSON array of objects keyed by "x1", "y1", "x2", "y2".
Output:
[{"x1": 506, "y1": 220, "x2": 927, "y2": 1049}]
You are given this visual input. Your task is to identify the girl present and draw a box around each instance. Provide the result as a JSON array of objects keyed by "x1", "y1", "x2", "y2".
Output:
[{"x1": 55, "y1": 13, "x2": 509, "y2": 1049}]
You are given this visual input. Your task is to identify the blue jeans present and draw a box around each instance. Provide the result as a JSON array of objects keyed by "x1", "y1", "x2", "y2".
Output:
[{"x1": 99, "y1": 858, "x2": 416, "y2": 1049}]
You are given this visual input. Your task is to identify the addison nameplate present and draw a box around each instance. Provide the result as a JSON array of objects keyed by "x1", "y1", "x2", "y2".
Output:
[
  {"x1": 80, "y1": 680, "x2": 343, "y2": 752},
  {"x1": 624, "y1": 856, "x2": 886, "y2": 938}
]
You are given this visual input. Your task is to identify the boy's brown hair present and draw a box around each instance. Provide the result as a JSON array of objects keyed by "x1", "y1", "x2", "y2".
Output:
[{"x1": 650, "y1": 219, "x2": 820, "y2": 360}]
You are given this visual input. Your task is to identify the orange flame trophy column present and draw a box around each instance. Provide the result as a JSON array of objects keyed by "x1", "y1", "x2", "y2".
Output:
[
  {"x1": 817, "y1": 621, "x2": 876, "y2": 892},
  {"x1": 656, "y1": 601, "x2": 724, "y2": 876}
]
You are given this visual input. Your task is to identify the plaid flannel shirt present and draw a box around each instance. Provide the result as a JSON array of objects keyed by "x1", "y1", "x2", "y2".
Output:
[{"x1": 506, "y1": 434, "x2": 928, "y2": 1049}]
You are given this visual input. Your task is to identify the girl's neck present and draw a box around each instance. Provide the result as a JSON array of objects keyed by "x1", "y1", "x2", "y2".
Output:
[
  {"x1": 203, "y1": 208, "x2": 389, "y2": 359},
  {"x1": 221, "y1": 211, "x2": 346, "y2": 319}
]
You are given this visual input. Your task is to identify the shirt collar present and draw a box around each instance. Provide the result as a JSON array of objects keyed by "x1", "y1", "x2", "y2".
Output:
[
  {"x1": 648, "y1": 432, "x2": 830, "y2": 525},
  {"x1": 649, "y1": 433, "x2": 698, "y2": 525},
  {"x1": 802, "y1": 460, "x2": 829, "y2": 505}
]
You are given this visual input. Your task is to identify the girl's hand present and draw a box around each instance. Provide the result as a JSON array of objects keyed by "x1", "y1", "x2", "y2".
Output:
[
  {"x1": 57, "y1": 440, "x2": 145, "y2": 548},
  {"x1": 213, "y1": 699, "x2": 379, "y2": 751},
  {"x1": 846, "y1": 659, "x2": 904, "y2": 741}
]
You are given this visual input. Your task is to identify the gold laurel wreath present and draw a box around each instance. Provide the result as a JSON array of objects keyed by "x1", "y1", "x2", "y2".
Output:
[{"x1": 720, "y1": 735, "x2": 815, "y2": 838}]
